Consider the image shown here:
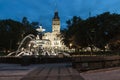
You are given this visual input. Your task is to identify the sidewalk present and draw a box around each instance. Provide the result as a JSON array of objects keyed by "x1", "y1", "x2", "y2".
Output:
[{"x1": 80, "y1": 67, "x2": 120, "y2": 80}]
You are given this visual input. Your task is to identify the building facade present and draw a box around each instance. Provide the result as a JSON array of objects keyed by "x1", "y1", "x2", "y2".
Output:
[{"x1": 38, "y1": 11, "x2": 67, "y2": 51}]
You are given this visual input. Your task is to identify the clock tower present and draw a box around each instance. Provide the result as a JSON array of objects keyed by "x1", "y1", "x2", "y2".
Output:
[{"x1": 52, "y1": 11, "x2": 60, "y2": 33}]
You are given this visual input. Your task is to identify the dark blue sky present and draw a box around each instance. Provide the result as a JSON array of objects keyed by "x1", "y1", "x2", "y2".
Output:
[{"x1": 0, "y1": 0, "x2": 120, "y2": 31}]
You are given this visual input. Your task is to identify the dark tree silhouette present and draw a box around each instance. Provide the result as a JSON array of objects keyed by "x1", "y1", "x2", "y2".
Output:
[
  {"x1": 0, "y1": 18, "x2": 37, "y2": 53},
  {"x1": 62, "y1": 12, "x2": 120, "y2": 53}
]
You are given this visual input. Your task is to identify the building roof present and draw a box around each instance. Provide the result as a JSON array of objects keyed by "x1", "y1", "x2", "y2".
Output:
[{"x1": 53, "y1": 11, "x2": 59, "y2": 20}]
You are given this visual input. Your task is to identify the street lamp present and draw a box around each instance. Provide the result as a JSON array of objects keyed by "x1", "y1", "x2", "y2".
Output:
[{"x1": 69, "y1": 43, "x2": 72, "y2": 49}]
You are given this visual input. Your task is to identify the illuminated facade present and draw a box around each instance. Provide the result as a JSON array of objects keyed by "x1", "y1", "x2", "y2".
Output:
[{"x1": 40, "y1": 11, "x2": 67, "y2": 50}]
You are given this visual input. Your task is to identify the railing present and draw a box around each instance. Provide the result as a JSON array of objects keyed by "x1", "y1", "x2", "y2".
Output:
[
  {"x1": 0, "y1": 56, "x2": 72, "y2": 64},
  {"x1": 72, "y1": 56, "x2": 120, "y2": 71}
]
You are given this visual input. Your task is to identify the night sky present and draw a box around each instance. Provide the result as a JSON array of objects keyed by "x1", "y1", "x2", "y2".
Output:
[{"x1": 0, "y1": 0, "x2": 120, "y2": 31}]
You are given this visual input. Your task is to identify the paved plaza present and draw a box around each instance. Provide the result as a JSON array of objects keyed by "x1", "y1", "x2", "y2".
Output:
[
  {"x1": 0, "y1": 63, "x2": 84, "y2": 80},
  {"x1": 0, "y1": 63, "x2": 120, "y2": 80},
  {"x1": 0, "y1": 64, "x2": 37, "y2": 80}
]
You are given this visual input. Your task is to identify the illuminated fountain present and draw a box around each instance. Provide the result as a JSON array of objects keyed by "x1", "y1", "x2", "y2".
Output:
[
  {"x1": 7, "y1": 25, "x2": 69, "y2": 57},
  {"x1": 7, "y1": 26, "x2": 54, "y2": 56},
  {"x1": 7, "y1": 34, "x2": 36, "y2": 56}
]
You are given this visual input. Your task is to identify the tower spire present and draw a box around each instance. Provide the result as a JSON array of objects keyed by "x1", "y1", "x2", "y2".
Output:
[
  {"x1": 53, "y1": 0, "x2": 59, "y2": 20},
  {"x1": 89, "y1": 8, "x2": 91, "y2": 17},
  {"x1": 53, "y1": 11, "x2": 59, "y2": 19},
  {"x1": 89, "y1": 11, "x2": 91, "y2": 17},
  {"x1": 54, "y1": 0, "x2": 58, "y2": 12}
]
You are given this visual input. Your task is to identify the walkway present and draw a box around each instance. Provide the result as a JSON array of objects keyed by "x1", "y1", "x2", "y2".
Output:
[
  {"x1": 21, "y1": 63, "x2": 84, "y2": 80},
  {"x1": 1, "y1": 63, "x2": 120, "y2": 80}
]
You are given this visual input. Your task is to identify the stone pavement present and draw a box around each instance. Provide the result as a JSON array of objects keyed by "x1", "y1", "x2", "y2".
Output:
[
  {"x1": 1, "y1": 63, "x2": 120, "y2": 80},
  {"x1": 21, "y1": 63, "x2": 84, "y2": 80},
  {"x1": 80, "y1": 67, "x2": 120, "y2": 80},
  {"x1": 0, "y1": 64, "x2": 38, "y2": 80},
  {"x1": 0, "y1": 63, "x2": 84, "y2": 80}
]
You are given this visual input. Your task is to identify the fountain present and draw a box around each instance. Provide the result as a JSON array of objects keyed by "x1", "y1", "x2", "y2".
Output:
[
  {"x1": 7, "y1": 34, "x2": 36, "y2": 56},
  {"x1": 7, "y1": 25, "x2": 70, "y2": 57},
  {"x1": 7, "y1": 26, "x2": 53, "y2": 57}
]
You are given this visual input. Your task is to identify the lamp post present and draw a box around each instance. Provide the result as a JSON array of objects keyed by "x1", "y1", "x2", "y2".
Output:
[{"x1": 69, "y1": 43, "x2": 72, "y2": 52}]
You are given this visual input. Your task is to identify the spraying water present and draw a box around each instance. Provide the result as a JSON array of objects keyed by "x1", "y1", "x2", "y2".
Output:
[{"x1": 7, "y1": 34, "x2": 35, "y2": 56}]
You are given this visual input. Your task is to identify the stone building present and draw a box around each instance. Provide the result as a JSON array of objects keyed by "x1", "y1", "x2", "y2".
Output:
[{"x1": 37, "y1": 11, "x2": 67, "y2": 51}]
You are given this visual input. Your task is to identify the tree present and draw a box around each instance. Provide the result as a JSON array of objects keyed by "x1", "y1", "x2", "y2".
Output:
[
  {"x1": 0, "y1": 18, "x2": 37, "y2": 53},
  {"x1": 61, "y1": 16, "x2": 83, "y2": 51},
  {"x1": 22, "y1": 17, "x2": 29, "y2": 25},
  {"x1": 62, "y1": 12, "x2": 120, "y2": 53},
  {"x1": 94, "y1": 12, "x2": 120, "y2": 51}
]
